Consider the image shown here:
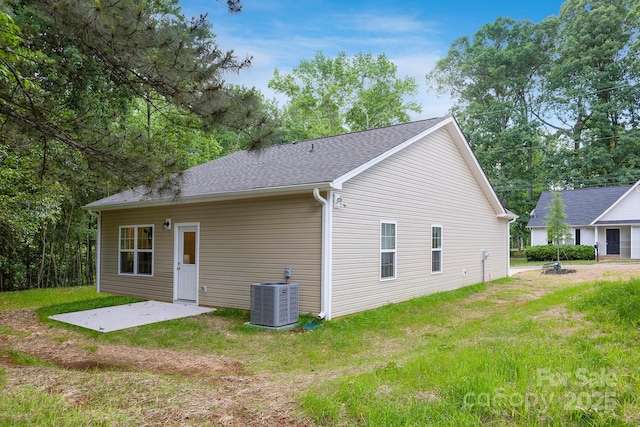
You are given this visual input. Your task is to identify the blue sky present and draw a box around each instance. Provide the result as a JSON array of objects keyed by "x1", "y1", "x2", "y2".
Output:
[{"x1": 180, "y1": 0, "x2": 565, "y2": 119}]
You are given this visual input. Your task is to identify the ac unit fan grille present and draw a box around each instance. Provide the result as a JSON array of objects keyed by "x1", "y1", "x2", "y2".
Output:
[{"x1": 250, "y1": 282, "x2": 299, "y2": 327}]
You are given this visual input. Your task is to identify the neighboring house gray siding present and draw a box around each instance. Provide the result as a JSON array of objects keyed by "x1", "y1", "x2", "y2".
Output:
[{"x1": 528, "y1": 182, "x2": 640, "y2": 259}]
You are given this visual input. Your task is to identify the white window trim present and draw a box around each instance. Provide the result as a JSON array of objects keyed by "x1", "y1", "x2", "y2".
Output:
[
  {"x1": 118, "y1": 224, "x2": 154, "y2": 276},
  {"x1": 380, "y1": 220, "x2": 397, "y2": 281},
  {"x1": 431, "y1": 225, "x2": 443, "y2": 274}
]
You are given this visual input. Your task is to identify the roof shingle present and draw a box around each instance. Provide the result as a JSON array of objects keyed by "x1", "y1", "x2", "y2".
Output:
[
  {"x1": 86, "y1": 117, "x2": 449, "y2": 208},
  {"x1": 527, "y1": 185, "x2": 632, "y2": 227}
]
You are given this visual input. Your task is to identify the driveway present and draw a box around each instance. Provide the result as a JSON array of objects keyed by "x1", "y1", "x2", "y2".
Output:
[{"x1": 511, "y1": 261, "x2": 640, "y2": 276}]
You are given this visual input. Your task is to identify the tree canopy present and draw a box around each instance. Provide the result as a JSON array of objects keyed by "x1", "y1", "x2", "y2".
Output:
[
  {"x1": 428, "y1": 0, "x2": 640, "y2": 248},
  {"x1": 4, "y1": 0, "x2": 640, "y2": 289},
  {"x1": 1, "y1": 0, "x2": 276, "y2": 188},
  {"x1": 0, "y1": 0, "x2": 276, "y2": 289},
  {"x1": 269, "y1": 51, "x2": 421, "y2": 140}
]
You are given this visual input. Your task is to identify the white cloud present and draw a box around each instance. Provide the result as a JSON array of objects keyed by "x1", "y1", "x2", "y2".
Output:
[
  {"x1": 206, "y1": 3, "x2": 455, "y2": 119},
  {"x1": 335, "y1": 12, "x2": 439, "y2": 35}
]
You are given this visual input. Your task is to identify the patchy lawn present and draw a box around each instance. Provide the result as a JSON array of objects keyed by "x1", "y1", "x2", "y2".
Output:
[{"x1": 1, "y1": 263, "x2": 640, "y2": 426}]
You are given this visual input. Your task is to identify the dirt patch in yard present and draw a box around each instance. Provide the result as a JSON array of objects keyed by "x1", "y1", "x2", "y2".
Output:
[
  {"x1": 0, "y1": 308, "x2": 312, "y2": 426},
  {"x1": 514, "y1": 262, "x2": 640, "y2": 286}
]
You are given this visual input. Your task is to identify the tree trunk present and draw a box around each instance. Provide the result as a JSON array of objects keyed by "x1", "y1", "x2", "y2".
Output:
[{"x1": 36, "y1": 225, "x2": 47, "y2": 289}]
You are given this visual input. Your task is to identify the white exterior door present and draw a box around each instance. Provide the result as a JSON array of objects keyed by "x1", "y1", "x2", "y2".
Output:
[{"x1": 176, "y1": 225, "x2": 198, "y2": 302}]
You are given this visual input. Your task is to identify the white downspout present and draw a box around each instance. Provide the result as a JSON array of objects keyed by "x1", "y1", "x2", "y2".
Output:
[
  {"x1": 87, "y1": 209, "x2": 101, "y2": 292},
  {"x1": 508, "y1": 216, "x2": 517, "y2": 277},
  {"x1": 313, "y1": 188, "x2": 332, "y2": 320}
]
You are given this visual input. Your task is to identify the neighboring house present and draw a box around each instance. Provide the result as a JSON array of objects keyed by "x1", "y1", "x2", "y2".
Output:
[
  {"x1": 84, "y1": 116, "x2": 516, "y2": 320},
  {"x1": 527, "y1": 181, "x2": 640, "y2": 259}
]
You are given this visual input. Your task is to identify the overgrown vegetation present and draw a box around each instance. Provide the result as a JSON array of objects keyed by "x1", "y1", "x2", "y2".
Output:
[
  {"x1": 301, "y1": 278, "x2": 640, "y2": 426},
  {"x1": 573, "y1": 280, "x2": 640, "y2": 326},
  {"x1": 0, "y1": 0, "x2": 277, "y2": 292}
]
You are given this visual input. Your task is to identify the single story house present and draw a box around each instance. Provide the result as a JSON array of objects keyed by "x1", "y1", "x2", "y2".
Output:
[
  {"x1": 84, "y1": 116, "x2": 516, "y2": 320},
  {"x1": 527, "y1": 181, "x2": 640, "y2": 259}
]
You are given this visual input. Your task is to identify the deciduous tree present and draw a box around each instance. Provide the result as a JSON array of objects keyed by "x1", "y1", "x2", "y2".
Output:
[
  {"x1": 269, "y1": 51, "x2": 421, "y2": 140},
  {"x1": 427, "y1": 17, "x2": 558, "y2": 247},
  {"x1": 542, "y1": 0, "x2": 640, "y2": 187},
  {"x1": 546, "y1": 191, "x2": 572, "y2": 263}
]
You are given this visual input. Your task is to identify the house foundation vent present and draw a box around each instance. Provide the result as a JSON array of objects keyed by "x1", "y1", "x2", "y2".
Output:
[{"x1": 250, "y1": 282, "x2": 299, "y2": 327}]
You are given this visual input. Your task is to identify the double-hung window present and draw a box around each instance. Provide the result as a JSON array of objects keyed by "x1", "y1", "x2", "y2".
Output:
[
  {"x1": 380, "y1": 221, "x2": 397, "y2": 280},
  {"x1": 119, "y1": 225, "x2": 154, "y2": 276},
  {"x1": 431, "y1": 225, "x2": 442, "y2": 273}
]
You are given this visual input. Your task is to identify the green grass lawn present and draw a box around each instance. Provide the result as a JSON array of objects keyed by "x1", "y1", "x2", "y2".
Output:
[
  {"x1": 2, "y1": 273, "x2": 640, "y2": 426},
  {"x1": 0, "y1": 285, "x2": 108, "y2": 311}
]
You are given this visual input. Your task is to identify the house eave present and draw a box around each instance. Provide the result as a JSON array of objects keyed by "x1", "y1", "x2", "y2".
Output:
[
  {"x1": 498, "y1": 212, "x2": 519, "y2": 220},
  {"x1": 83, "y1": 182, "x2": 336, "y2": 212}
]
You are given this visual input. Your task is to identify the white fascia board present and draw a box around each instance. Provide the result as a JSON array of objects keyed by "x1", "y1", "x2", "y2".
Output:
[
  {"x1": 333, "y1": 116, "x2": 508, "y2": 217},
  {"x1": 590, "y1": 179, "x2": 640, "y2": 225},
  {"x1": 83, "y1": 182, "x2": 335, "y2": 212}
]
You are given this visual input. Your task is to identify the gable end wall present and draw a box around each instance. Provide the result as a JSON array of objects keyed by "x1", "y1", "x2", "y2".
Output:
[
  {"x1": 599, "y1": 188, "x2": 640, "y2": 221},
  {"x1": 331, "y1": 127, "x2": 508, "y2": 318}
]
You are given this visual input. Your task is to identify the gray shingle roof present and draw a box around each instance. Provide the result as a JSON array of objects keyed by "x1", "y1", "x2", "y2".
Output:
[
  {"x1": 86, "y1": 117, "x2": 449, "y2": 209},
  {"x1": 527, "y1": 185, "x2": 632, "y2": 227}
]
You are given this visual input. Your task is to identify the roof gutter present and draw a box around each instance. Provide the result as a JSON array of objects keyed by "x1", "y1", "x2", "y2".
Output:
[
  {"x1": 507, "y1": 215, "x2": 517, "y2": 277},
  {"x1": 313, "y1": 188, "x2": 333, "y2": 320},
  {"x1": 83, "y1": 182, "x2": 335, "y2": 212}
]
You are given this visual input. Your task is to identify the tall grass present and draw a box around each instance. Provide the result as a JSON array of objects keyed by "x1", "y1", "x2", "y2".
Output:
[{"x1": 300, "y1": 279, "x2": 640, "y2": 426}]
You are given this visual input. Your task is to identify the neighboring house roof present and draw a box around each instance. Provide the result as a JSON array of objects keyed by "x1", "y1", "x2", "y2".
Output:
[
  {"x1": 527, "y1": 185, "x2": 633, "y2": 228},
  {"x1": 86, "y1": 116, "x2": 510, "y2": 217}
]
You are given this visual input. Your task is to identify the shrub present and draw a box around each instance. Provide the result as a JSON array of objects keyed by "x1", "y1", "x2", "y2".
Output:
[{"x1": 524, "y1": 245, "x2": 595, "y2": 262}]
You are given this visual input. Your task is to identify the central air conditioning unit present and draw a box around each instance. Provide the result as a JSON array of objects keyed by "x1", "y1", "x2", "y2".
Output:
[{"x1": 250, "y1": 282, "x2": 299, "y2": 327}]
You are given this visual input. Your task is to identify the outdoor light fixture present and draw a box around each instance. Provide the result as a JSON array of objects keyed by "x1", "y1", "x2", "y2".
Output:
[
  {"x1": 163, "y1": 219, "x2": 172, "y2": 230},
  {"x1": 333, "y1": 194, "x2": 347, "y2": 209}
]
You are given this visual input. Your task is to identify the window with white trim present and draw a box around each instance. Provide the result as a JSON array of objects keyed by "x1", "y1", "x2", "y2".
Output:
[
  {"x1": 380, "y1": 222, "x2": 396, "y2": 280},
  {"x1": 431, "y1": 225, "x2": 442, "y2": 273},
  {"x1": 119, "y1": 225, "x2": 154, "y2": 275}
]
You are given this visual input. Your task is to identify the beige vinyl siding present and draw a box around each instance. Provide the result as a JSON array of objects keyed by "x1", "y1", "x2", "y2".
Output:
[
  {"x1": 331, "y1": 127, "x2": 509, "y2": 318},
  {"x1": 102, "y1": 212, "x2": 174, "y2": 302},
  {"x1": 100, "y1": 194, "x2": 322, "y2": 313}
]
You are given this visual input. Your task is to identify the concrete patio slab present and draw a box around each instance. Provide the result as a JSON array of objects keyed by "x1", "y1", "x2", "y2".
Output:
[{"x1": 49, "y1": 301, "x2": 215, "y2": 333}]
